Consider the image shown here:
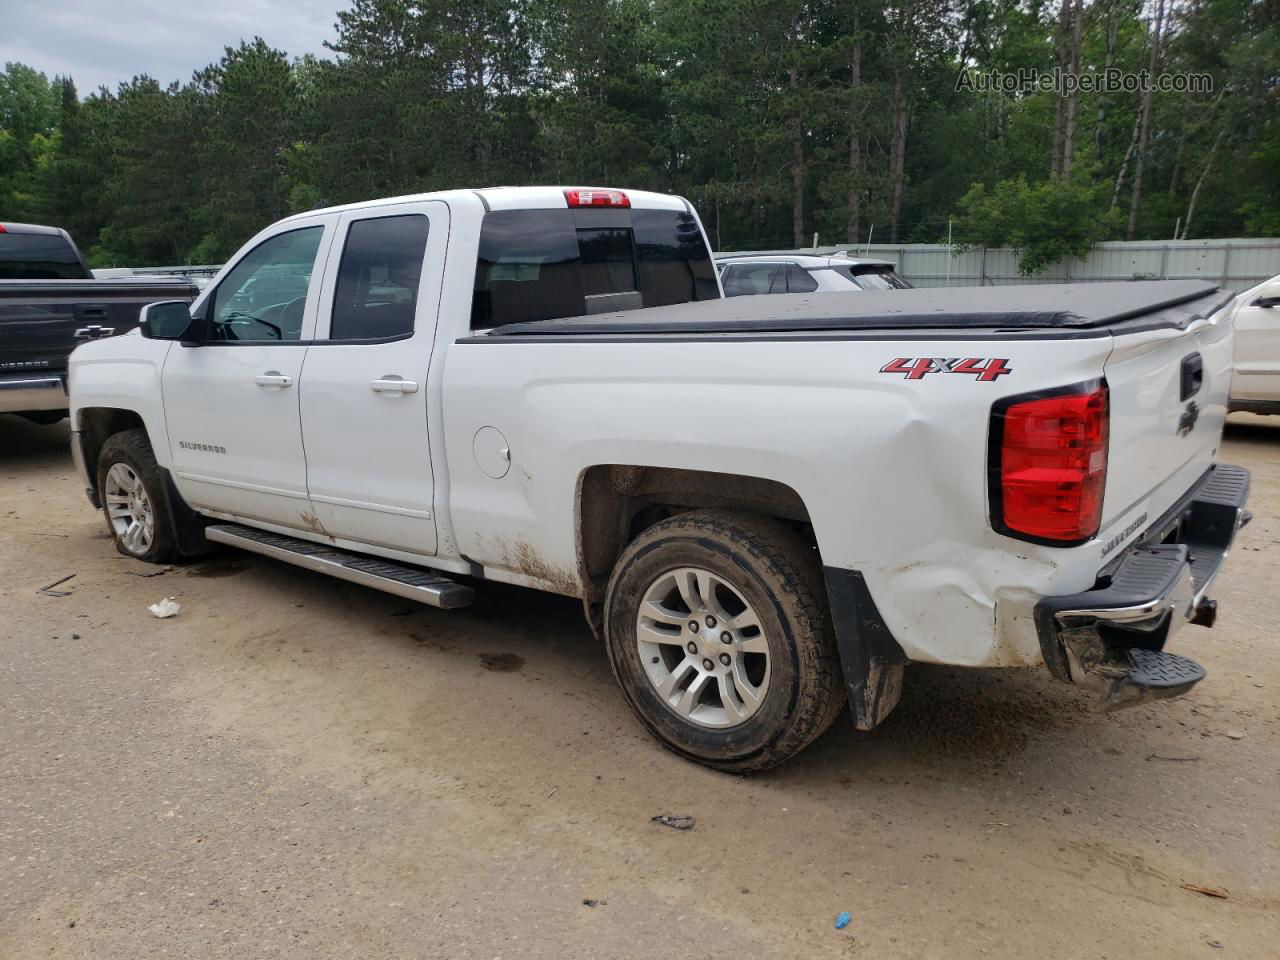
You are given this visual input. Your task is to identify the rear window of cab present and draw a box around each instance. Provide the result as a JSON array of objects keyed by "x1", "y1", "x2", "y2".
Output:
[
  {"x1": 0, "y1": 230, "x2": 88, "y2": 280},
  {"x1": 470, "y1": 207, "x2": 719, "y2": 329}
]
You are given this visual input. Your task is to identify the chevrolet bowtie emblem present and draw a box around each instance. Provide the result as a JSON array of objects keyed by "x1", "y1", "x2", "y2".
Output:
[
  {"x1": 1177, "y1": 400, "x2": 1200, "y2": 437},
  {"x1": 74, "y1": 324, "x2": 116, "y2": 340}
]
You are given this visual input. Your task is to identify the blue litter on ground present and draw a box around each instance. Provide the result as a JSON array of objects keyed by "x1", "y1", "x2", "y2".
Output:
[{"x1": 835, "y1": 911, "x2": 851, "y2": 930}]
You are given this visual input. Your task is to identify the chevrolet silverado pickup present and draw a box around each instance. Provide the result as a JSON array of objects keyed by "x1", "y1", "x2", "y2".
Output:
[
  {"x1": 0, "y1": 221, "x2": 197, "y2": 422},
  {"x1": 68, "y1": 187, "x2": 1250, "y2": 771}
]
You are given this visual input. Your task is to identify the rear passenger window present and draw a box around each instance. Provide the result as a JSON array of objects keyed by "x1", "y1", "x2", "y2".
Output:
[
  {"x1": 471, "y1": 207, "x2": 718, "y2": 329},
  {"x1": 721, "y1": 263, "x2": 785, "y2": 296},
  {"x1": 330, "y1": 215, "x2": 430, "y2": 341},
  {"x1": 787, "y1": 264, "x2": 818, "y2": 293}
]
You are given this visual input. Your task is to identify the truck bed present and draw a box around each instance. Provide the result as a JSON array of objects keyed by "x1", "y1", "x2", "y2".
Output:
[{"x1": 483, "y1": 280, "x2": 1233, "y2": 338}]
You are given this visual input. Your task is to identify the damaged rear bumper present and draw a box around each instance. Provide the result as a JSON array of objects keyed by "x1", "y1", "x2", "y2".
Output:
[{"x1": 1034, "y1": 463, "x2": 1250, "y2": 708}]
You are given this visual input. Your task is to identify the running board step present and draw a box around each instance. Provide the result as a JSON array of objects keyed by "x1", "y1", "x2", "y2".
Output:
[
  {"x1": 1099, "y1": 648, "x2": 1206, "y2": 710},
  {"x1": 204, "y1": 523, "x2": 474, "y2": 610}
]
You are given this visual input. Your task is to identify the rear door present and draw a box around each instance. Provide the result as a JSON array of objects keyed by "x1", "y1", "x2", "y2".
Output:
[
  {"x1": 163, "y1": 218, "x2": 335, "y2": 527},
  {"x1": 297, "y1": 201, "x2": 446, "y2": 555}
]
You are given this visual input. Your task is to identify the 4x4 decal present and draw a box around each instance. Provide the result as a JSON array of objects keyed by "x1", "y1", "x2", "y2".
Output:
[{"x1": 880, "y1": 357, "x2": 1012, "y2": 382}]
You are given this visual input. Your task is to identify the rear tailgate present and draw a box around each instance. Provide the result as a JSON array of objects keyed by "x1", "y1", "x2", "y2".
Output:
[
  {"x1": 0, "y1": 278, "x2": 197, "y2": 374},
  {"x1": 1098, "y1": 295, "x2": 1236, "y2": 540}
]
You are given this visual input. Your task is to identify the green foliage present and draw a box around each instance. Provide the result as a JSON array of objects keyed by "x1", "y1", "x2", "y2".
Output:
[
  {"x1": 955, "y1": 172, "x2": 1121, "y2": 274},
  {"x1": 0, "y1": 0, "x2": 1275, "y2": 267}
]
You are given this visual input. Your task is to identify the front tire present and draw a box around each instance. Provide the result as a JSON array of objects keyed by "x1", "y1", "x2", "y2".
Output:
[
  {"x1": 604, "y1": 510, "x2": 845, "y2": 772},
  {"x1": 97, "y1": 429, "x2": 178, "y2": 563}
]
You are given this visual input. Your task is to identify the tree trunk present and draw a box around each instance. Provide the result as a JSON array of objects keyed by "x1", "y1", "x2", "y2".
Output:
[
  {"x1": 1096, "y1": 0, "x2": 1120, "y2": 152},
  {"x1": 1050, "y1": 0, "x2": 1073, "y2": 175},
  {"x1": 1062, "y1": 0, "x2": 1085, "y2": 176},
  {"x1": 889, "y1": 72, "x2": 908, "y2": 243},
  {"x1": 1111, "y1": 111, "x2": 1141, "y2": 209},
  {"x1": 790, "y1": 64, "x2": 805, "y2": 248},
  {"x1": 846, "y1": 38, "x2": 863, "y2": 244},
  {"x1": 1181, "y1": 127, "x2": 1225, "y2": 239},
  {"x1": 1127, "y1": 0, "x2": 1166, "y2": 239}
]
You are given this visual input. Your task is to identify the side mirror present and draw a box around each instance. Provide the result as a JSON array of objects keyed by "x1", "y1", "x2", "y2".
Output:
[{"x1": 139, "y1": 300, "x2": 195, "y2": 342}]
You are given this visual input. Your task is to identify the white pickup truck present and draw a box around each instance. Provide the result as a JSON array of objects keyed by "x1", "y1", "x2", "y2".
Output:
[
  {"x1": 1229, "y1": 273, "x2": 1280, "y2": 415},
  {"x1": 68, "y1": 186, "x2": 1251, "y2": 771}
]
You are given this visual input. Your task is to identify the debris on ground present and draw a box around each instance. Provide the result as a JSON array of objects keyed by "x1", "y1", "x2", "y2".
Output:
[
  {"x1": 1224, "y1": 730, "x2": 1246, "y2": 740},
  {"x1": 1146, "y1": 754, "x2": 1201, "y2": 762},
  {"x1": 835, "y1": 911, "x2": 852, "y2": 930},
  {"x1": 125, "y1": 569, "x2": 168, "y2": 578},
  {"x1": 147, "y1": 597, "x2": 181, "y2": 619},
  {"x1": 37, "y1": 573, "x2": 76, "y2": 596},
  {"x1": 1180, "y1": 883, "x2": 1229, "y2": 899},
  {"x1": 582, "y1": 899, "x2": 598, "y2": 907},
  {"x1": 650, "y1": 814, "x2": 694, "y2": 830}
]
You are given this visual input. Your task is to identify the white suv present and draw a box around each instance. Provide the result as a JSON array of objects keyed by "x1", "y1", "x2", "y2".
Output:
[{"x1": 716, "y1": 253, "x2": 910, "y2": 297}]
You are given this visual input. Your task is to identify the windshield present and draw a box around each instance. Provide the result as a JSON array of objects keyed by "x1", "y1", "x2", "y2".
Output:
[{"x1": 836, "y1": 265, "x2": 911, "y2": 290}]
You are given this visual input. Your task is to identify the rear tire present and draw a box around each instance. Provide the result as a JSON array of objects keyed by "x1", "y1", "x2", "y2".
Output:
[
  {"x1": 97, "y1": 429, "x2": 178, "y2": 563},
  {"x1": 604, "y1": 509, "x2": 845, "y2": 773}
]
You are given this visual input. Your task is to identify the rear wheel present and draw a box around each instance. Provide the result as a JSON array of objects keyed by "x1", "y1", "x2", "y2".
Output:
[
  {"x1": 604, "y1": 509, "x2": 845, "y2": 772},
  {"x1": 97, "y1": 429, "x2": 178, "y2": 563}
]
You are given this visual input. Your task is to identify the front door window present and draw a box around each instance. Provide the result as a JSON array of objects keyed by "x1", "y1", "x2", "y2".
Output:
[{"x1": 207, "y1": 227, "x2": 324, "y2": 342}]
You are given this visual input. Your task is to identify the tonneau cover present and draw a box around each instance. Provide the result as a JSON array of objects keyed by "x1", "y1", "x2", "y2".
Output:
[{"x1": 485, "y1": 279, "x2": 1233, "y2": 337}]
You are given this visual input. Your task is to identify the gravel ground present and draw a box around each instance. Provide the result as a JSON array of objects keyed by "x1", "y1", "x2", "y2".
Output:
[{"x1": 1, "y1": 414, "x2": 1277, "y2": 959}]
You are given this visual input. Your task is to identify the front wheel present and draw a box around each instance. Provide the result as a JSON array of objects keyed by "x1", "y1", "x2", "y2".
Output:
[
  {"x1": 96, "y1": 429, "x2": 178, "y2": 563},
  {"x1": 604, "y1": 510, "x2": 845, "y2": 773}
]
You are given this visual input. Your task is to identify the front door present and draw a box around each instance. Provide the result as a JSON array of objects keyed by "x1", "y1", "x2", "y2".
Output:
[
  {"x1": 297, "y1": 202, "x2": 446, "y2": 555},
  {"x1": 163, "y1": 219, "x2": 334, "y2": 528}
]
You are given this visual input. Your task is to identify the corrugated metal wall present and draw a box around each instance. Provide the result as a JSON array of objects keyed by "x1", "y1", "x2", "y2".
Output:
[{"x1": 718, "y1": 239, "x2": 1280, "y2": 294}]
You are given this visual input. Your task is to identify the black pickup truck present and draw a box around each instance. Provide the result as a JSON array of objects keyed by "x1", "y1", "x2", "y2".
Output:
[{"x1": 0, "y1": 222, "x2": 198, "y2": 423}]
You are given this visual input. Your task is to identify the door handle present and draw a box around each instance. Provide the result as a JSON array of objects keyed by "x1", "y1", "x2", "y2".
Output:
[
  {"x1": 255, "y1": 372, "x2": 293, "y2": 388},
  {"x1": 370, "y1": 377, "x2": 419, "y2": 395}
]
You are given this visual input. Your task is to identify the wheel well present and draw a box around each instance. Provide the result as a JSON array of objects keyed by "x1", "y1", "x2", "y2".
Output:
[
  {"x1": 77, "y1": 407, "x2": 146, "y2": 492},
  {"x1": 576, "y1": 465, "x2": 816, "y2": 603}
]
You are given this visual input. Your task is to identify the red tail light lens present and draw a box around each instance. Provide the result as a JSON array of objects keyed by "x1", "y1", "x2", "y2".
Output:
[
  {"x1": 563, "y1": 188, "x2": 630, "y2": 208},
  {"x1": 991, "y1": 382, "x2": 1108, "y2": 544}
]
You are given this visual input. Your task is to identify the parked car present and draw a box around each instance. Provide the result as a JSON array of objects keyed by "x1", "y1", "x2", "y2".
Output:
[
  {"x1": 68, "y1": 186, "x2": 1249, "y2": 771},
  {"x1": 1228, "y1": 273, "x2": 1280, "y2": 416},
  {"x1": 716, "y1": 252, "x2": 910, "y2": 297},
  {"x1": 0, "y1": 221, "x2": 198, "y2": 424}
]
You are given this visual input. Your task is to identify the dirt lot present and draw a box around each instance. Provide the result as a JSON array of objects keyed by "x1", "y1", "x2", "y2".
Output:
[{"x1": 1, "y1": 415, "x2": 1277, "y2": 959}]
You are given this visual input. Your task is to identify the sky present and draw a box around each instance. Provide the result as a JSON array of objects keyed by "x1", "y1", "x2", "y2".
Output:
[{"x1": 0, "y1": 0, "x2": 340, "y2": 94}]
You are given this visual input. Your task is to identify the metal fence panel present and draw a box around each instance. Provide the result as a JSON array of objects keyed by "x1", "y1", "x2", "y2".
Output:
[{"x1": 718, "y1": 238, "x2": 1280, "y2": 294}]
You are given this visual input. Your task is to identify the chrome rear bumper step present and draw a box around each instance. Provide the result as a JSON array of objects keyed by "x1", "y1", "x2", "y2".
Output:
[{"x1": 204, "y1": 523, "x2": 473, "y2": 609}]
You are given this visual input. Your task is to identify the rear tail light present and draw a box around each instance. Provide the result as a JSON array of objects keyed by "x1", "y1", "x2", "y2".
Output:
[
  {"x1": 990, "y1": 381, "x2": 1109, "y2": 544},
  {"x1": 564, "y1": 188, "x2": 630, "y2": 208}
]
